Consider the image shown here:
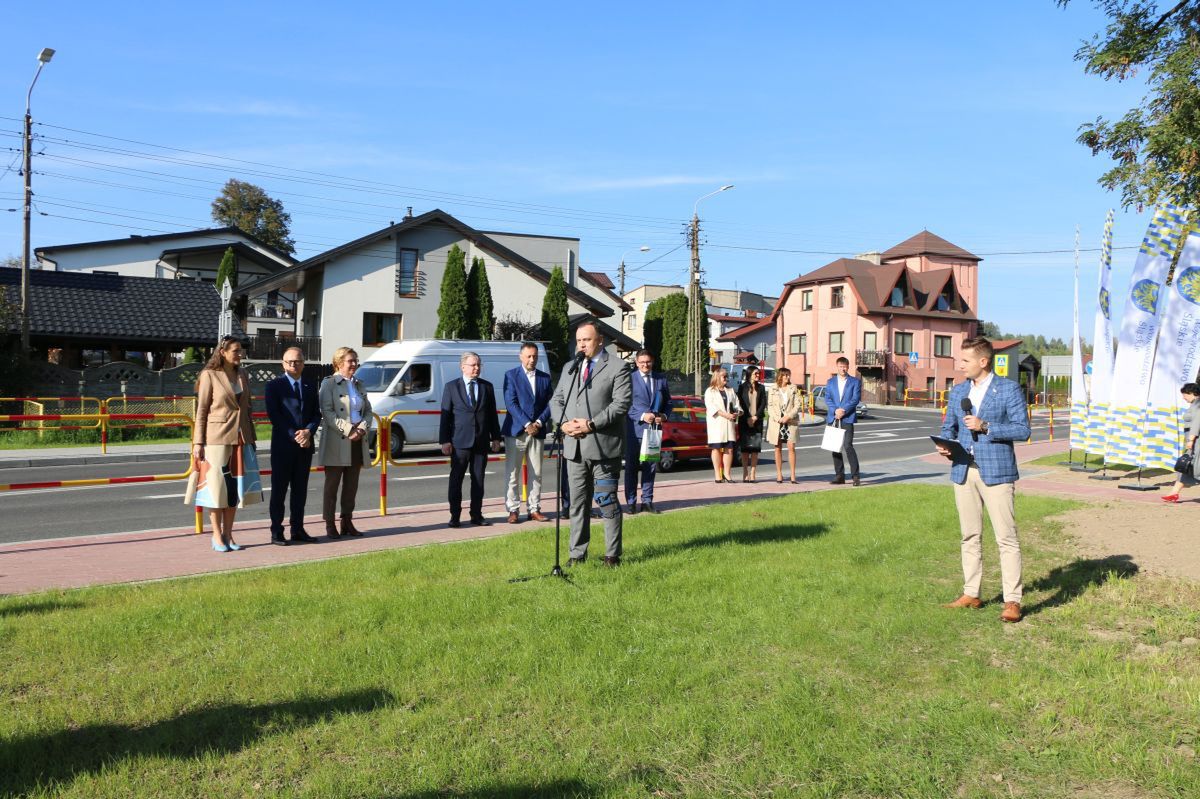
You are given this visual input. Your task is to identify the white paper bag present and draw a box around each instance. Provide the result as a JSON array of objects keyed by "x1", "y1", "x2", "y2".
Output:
[
  {"x1": 820, "y1": 422, "x2": 846, "y2": 453},
  {"x1": 640, "y1": 425, "x2": 662, "y2": 463}
]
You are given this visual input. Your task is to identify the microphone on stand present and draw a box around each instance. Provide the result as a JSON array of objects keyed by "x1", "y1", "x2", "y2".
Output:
[{"x1": 961, "y1": 397, "x2": 978, "y2": 442}]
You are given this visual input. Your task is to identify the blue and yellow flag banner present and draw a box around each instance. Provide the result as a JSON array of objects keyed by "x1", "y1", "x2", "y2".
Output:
[
  {"x1": 1104, "y1": 203, "x2": 1190, "y2": 466},
  {"x1": 1143, "y1": 230, "x2": 1200, "y2": 468},
  {"x1": 1082, "y1": 210, "x2": 1115, "y2": 457}
]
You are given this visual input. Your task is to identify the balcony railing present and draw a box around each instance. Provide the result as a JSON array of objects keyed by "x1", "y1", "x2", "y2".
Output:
[
  {"x1": 248, "y1": 304, "x2": 294, "y2": 319},
  {"x1": 243, "y1": 334, "x2": 321, "y2": 361},
  {"x1": 856, "y1": 349, "x2": 889, "y2": 368}
]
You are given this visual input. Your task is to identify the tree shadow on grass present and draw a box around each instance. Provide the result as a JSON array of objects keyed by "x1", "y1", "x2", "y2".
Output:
[
  {"x1": 0, "y1": 597, "x2": 85, "y2": 617},
  {"x1": 390, "y1": 780, "x2": 599, "y2": 798},
  {"x1": 635, "y1": 522, "x2": 829, "y2": 562},
  {"x1": 1020, "y1": 554, "x2": 1139, "y2": 617},
  {"x1": 0, "y1": 688, "x2": 393, "y2": 796}
]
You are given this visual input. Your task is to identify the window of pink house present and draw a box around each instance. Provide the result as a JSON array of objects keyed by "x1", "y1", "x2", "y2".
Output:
[
  {"x1": 801, "y1": 290, "x2": 813, "y2": 310},
  {"x1": 829, "y1": 332, "x2": 844, "y2": 353},
  {"x1": 831, "y1": 286, "x2": 844, "y2": 308}
]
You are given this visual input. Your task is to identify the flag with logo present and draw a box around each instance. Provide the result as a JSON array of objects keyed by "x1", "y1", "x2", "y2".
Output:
[
  {"x1": 1143, "y1": 229, "x2": 1200, "y2": 468},
  {"x1": 1104, "y1": 203, "x2": 1190, "y2": 466},
  {"x1": 1082, "y1": 210, "x2": 1115, "y2": 457}
]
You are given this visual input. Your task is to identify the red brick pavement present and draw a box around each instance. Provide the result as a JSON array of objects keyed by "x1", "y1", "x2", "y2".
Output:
[{"x1": 4, "y1": 439, "x2": 1167, "y2": 596}]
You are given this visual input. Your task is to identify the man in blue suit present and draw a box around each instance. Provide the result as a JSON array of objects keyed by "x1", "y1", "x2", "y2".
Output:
[
  {"x1": 440, "y1": 351, "x2": 502, "y2": 527},
  {"x1": 501, "y1": 342, "x2": 552, "y2": 524},
  {"x1": 825, "y1": 356, "x2": 862, "y2": 486},
  {"x1": 264, "y1": 346, "x2": 321, "y2": 545},
  {"x1": 625, "y1": 349, "x2": 671, "y2": 514},
  {"x1": 937, "y1": 336, "x2": 1031, "y2": 623}
]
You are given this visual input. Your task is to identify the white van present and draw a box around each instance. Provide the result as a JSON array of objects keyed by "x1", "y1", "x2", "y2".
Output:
[{"x1": 357, "y1": 339, "x2": 550, "y2": 457}]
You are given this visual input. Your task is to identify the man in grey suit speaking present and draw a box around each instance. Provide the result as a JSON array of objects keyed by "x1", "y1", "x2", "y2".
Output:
[{"x1": 551, "y1": 320, "x2": 633, "y2": 566}]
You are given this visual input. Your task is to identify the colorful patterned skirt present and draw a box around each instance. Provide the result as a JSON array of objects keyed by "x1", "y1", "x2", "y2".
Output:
[{"x1": 184, "y1": 442, "x2": 263, "y2": 509}]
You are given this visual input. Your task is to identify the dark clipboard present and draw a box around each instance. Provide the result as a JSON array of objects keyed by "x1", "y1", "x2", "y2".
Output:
[{"x1": 930, "y1": 435, "x2": 971, "y2": 463}]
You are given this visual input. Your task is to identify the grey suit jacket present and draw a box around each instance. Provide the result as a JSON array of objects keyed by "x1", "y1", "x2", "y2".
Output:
[{"x1": 550, "y1": 350, "x2": 633, "y2": 461}]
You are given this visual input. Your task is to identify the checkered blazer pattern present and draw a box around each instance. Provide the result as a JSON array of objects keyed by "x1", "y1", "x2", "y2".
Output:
[{"x1": 940, "y1": 376, "x2": 1030, "y2": 486}]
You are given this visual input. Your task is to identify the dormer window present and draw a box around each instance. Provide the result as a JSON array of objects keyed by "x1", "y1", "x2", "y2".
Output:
[
  {"x1": 889, "y1": 287, "x2": 904, "y2": 307},
  {"x1": 936, "y1": 292, "x2": 951, "y2": 311}
]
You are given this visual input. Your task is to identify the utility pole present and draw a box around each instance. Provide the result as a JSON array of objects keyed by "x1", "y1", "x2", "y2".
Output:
[
  {"x1": 617, "y1": 246, "x2": 649, "y2": 341},
  {"x1": 686, "y1": 213, "x2": 703, "y2": 395},
  {"x1": 21, "y1": 48, "x2": 55, "y2": 354},
  {"x1": 686, "y1": 185, "x2": 733, "y2": 395}
]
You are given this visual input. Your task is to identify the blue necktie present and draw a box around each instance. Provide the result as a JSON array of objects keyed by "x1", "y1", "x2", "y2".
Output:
[{"x1": 468, "y1": 381, "x2": 476, "y2": 406}]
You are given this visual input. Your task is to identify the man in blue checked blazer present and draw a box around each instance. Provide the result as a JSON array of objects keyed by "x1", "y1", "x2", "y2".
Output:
[
  {"x1": 501, "y1": 342, "x2": 553, "y2": 524},
  {"x1": 937, "y1": 336, "x2": 1031, "y2": 623},
  {"x1": 624, "y1": 349, "x2": 671, "y2": 514}
]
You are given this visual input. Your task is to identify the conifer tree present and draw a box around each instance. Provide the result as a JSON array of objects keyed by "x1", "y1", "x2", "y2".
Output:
[
  {"x1": 435, "y1": 244, "x2": 469, "y2": 338},
  {"x1": 540, "y1": 266, "x2": 571, "y2": 372},
  {"x1": 466, "y1": 256, "x2": 496, "y2": 340},
  {"x1": 214, "y1": 247, "x2": 237, "y2": 291}
]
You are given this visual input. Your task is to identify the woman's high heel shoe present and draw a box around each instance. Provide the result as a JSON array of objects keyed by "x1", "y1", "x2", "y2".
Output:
[
  {"x1": 1162, "y1": 494, "x2": 1181, "y2": 504},
  {"x1": 227, "y1": 541, "x2": 243, "y2": 551},
  {"x1": 211, "y1": 541, "x2": 230, "y2": 553}
]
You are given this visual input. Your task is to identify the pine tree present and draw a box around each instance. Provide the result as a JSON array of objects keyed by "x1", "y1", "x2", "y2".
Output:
[
  {"x1": 465, "y1": 256, "x2": 496, "y2": 340},
  {"x1": 214, "y1": 247, "x2": 237, "y2": 291},
  {"x1": 540, "y1": 266, "x2": 571, "y2": 372},
  {"x1": 435, "y1": 244, "x2": 469, "y2": 339}
]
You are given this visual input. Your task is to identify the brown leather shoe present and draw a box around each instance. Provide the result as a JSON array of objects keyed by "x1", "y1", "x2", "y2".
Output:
[
  {"x1": 341, "y1": 519, "x2": 363, "y2": 537},
  {"x1": 325, "y1": 521, "x2": 341, "y2": 540},
  {"x1": 602, "y1": 556, "x2": 621, "y2": 567},
  {"x1": 507, "y1": 511, "x2": 519, "y2": 524},
  {"x1": 1000, "y1": 602, "x2": 1023, "y2": 623},
  {"x1": 528, "y1": 511, "x2": 549, "y2": 522},
  {"x1": 943, "y1": 594, "x2": 983, "y2": 609},
  {"x1": 852, "y1": 476, "x2": 861, "y2": 487}
]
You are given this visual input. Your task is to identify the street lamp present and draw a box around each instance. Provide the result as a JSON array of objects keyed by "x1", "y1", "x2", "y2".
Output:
[
  {"x1": 617, "y1": 245, "x2": 651, "y2": 338},
  {"x1": 687, "y1": 184, "x2": 734, "y2": 393},
  {"x1": 21, "y1": 47, "x2": 56, "y2": 353}
]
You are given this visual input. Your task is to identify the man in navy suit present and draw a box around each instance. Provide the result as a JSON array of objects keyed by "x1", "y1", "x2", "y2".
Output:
[
  {"x1": 440, "y1": 351, "x2": 502, "y2": 527},
  {"x1": 264, "y1": 346, "x2": 321, "y2": 545},
  {"x1": 501, "y1": 342, "x2": 552, "y2": 524},
  {"x1": 937, "y1": 336, "x2": 1031, "y2": 623},
  {"x1": 625, "y1": 349, "x2": 671, "y2": 514},
  {"x1": 825, "y1": 356, "x2": 862, "y2": 486}
]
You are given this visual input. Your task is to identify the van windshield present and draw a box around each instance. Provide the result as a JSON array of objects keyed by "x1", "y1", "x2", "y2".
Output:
[{"x1": 356, "y1": 361, "x2": 405, "y2": 393}]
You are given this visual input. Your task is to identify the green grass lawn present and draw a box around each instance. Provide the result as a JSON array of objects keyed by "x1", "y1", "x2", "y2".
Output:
[
  {"x1": 0, "y1": 423, "x2": 272, "y2": 450},
  {"x1": 3, "y1": 485, "x2": 1198, "y2": 798}
]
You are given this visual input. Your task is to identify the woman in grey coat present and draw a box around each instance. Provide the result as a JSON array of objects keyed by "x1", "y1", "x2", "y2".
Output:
[{"x1": 1163, "y1": 382, "x2": 1200, "y2": 503}]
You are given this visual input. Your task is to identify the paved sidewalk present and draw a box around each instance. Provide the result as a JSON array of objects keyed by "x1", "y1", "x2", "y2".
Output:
[{"x1": 2, "y1": 439, "x2": 1156, "y2": 597}]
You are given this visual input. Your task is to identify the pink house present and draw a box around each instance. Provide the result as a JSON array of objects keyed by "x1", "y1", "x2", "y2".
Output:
[{"x1": 771, "y1": 231, "x2": 981, "y2": 404}]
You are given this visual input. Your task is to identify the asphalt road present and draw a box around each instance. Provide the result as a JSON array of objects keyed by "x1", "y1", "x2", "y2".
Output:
[{"x1": 0, "y1": 408, "x2": 1064, "y2": 545}]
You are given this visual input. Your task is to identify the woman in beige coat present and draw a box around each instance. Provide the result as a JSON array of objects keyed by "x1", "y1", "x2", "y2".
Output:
[
  {"x1": 704, "y1": 367, "x2": 741, "y2": 483},
  {"x1": 187, "y1": 335, "x2": 259, "y2": 552},
  {"x1": 319, "y1": 346, "x2": 373, "y2": 538},
  {"x1": 766, "y1": 367, "x2": 803, "y2": 483}
]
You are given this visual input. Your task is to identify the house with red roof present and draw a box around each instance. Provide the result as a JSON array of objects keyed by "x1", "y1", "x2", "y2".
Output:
[{"x1": 771, "y1": 231, "x2": 982, "y2": 403}]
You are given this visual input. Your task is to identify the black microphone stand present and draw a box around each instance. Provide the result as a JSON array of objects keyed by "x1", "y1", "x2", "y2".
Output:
[{"x1": 509, "y1": 352, "x2": 583, "y2": 584}]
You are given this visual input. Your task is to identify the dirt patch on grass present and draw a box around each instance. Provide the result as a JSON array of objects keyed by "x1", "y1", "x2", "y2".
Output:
[{"x1": 1043, "y1": 499, "x2": 1200, "y2": 582}]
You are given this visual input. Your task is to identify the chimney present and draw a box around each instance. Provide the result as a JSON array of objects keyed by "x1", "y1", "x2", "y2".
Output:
[
  {"x1": 856, "y1": 251, "x2": 882, "y2": 265},
  {"x1": 404, "y1": 207, "x2": 414, "y2": 220}
]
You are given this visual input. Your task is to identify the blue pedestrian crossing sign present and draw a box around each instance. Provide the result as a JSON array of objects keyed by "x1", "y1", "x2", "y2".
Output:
[{"x1": 908, "y1": 351, "x2": 919, "y2": 365}]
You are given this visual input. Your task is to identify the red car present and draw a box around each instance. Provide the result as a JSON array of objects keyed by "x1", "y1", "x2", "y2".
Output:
[{"x1": 657, "y1": 395, "x2": 711, "y2": 471}]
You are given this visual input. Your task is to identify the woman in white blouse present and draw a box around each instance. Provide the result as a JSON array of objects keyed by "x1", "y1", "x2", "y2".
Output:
[
  {"x1": 318, "y1": 346, "x2": 372, "y2": 539},
  {"x1": 704, "y1": 367, "x2": 741, "y2": 483}
]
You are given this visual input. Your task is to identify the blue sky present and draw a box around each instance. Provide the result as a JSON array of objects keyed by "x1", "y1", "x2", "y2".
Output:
[{"x1": 0, "y1": 1, "x2": 1167, "y2": 341}]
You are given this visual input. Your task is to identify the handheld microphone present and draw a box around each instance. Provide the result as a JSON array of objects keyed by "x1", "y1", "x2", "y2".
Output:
[
  {"x1": 961, "y1": 397, "x2": 978, "y2": 441},
  {"x1": 567, "y1": 350, "x2": 586, "y2": 375}
]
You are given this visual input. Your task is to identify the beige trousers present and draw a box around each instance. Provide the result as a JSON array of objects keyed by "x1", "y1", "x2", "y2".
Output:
[
  {"x1": 504, "y1": 432, "x2": 544, "y2": 513},
  {"x1": 953, "y1": 466, "x2": 1022, "y2": 603}
]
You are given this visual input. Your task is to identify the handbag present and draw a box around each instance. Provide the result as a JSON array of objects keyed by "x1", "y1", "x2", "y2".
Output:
[
  {"x1": 1175, "y1": 452, "x2": 1194, "y2": 475},
  {"x1": 640, "y1": 425, "x2": 662, "y2": 464},
  {"x1": 820, "y1": 419, "x2": 846, "y2": 453}
]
